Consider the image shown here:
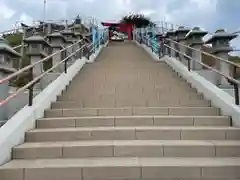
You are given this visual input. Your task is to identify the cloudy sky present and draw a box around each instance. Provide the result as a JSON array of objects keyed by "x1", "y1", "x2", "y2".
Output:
[{"x1": 0, "y1": 0, "x2": 240, "y2": 52}]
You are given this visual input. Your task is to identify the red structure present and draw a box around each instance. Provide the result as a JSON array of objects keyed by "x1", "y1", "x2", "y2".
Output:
[{"x1": 101, "y1": 22, "x2": 134, "y2": 40}]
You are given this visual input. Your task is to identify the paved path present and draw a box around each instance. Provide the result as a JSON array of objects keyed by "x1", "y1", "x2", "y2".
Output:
[{"x1": 60, "y1": 41, "x2": 209, "y2": 108}]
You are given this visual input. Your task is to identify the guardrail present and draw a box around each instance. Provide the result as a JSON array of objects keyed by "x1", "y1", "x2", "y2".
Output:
[
  {"x1": 0, "y1": 16, "x2": 96, "y2": 36},
  {"x1": 0, "y1": 18, "x2": 70, "y2": 35},
  {"x1": 136, "y1": 33, "x2": 240, "y2": 105},
  {"x1": 0, "y1": 31, "x2": 107, "y2": 125}
]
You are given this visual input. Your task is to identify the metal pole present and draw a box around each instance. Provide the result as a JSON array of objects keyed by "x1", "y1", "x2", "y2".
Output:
[{"x1": 43, "y1": 0, "x2": 46, "y2": 22}]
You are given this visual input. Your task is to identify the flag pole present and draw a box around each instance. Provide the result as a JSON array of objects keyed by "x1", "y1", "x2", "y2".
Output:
[{"x1": 43, "y1": 0, "x2": 46, "y2": 22}]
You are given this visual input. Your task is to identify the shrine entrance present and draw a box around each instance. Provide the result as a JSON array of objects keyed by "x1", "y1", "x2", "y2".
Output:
[{"x1": 101, "y1": 22, "x2": 134, "y2": 40}]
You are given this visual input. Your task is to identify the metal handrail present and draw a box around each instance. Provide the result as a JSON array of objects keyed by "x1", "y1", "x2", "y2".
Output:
[
  {"x1": 0, "y1": 36, "x2": 103, "y2": 107},
  {"x1": 136, "y1": 33, "x2": 240, "y2": 105},
  {"x1": 164, "y1": 43, "x2": 240, "y2": 85},
  {"x1": 0, "y1": 43, "x2": 89, "y2": 107},
  {"x1": 138, "y1": 32, "x2": 240, "y2": 69},
  {"x1": 166, "y1": 38, "x2": 240, "y2": 69},
  {"x1": 0, "y1": 39, "x2": 84, "y2": 84},
  {"x1": 13, "y1": 45, "x2": 24, "y2": 50}
]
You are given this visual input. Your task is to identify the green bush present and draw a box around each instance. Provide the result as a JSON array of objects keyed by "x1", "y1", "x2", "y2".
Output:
[{"x1": 4, "y1": 33, "x2": 23, "y2": 47}]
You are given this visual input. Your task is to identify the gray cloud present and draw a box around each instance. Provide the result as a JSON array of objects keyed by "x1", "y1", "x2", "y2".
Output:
[{"x1": 0, "y1": 0, "x2": 239, "y2": 53}]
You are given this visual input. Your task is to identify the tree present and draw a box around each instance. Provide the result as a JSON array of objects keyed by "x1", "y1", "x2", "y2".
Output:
[{"x1": 120, "y1": 14, "x2": 155, "y2": 28}]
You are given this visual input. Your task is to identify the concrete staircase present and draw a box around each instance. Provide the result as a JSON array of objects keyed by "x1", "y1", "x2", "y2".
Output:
[{"x1": 1, "y1": 41, "x2": 240, "y2": 180}]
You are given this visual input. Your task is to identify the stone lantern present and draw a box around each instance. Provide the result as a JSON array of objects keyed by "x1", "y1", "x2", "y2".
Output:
[
  {"x1": 73, "y1": 15, "x2": 82, "y2": 33},
  {"x1": 75, "y1": 32, "x2": 83, "y2": 41},
  {"x1": 61, "y1": 30, "x2": 76, "y2": 43},
  {"x1": 155, "y1": 33, "x2": 164, "y2": 56},
  {"x1": 205, "y1": 29, "x2": 238, "y2": 86},
  {"x1": 46, "y1": 32, "x2": 67, "y2": 72},
  {"x1": 0, "y1": 37, "x2": 21, "y2": 120},
  {"x1": 61, "y1": 30, "x2": 77, "y2": 63},
  {"x1": 74, "y1": 32, "x2": 84, "y2": 58},
  {"x1": 24, "y1": 32, "x2": 51, "y2": 83},
  {"x1": 185, "y1": 27, "x2": 208, "y2": 70},
  {"x1": 165, "y1": 29, "x2": 176, "y2": 57},
  {"x1": 175, "y1": 26, "x2": 190, "y2": 62}
]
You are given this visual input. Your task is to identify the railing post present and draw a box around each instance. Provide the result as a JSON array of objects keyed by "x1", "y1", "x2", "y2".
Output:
[
  {"x1": 233, "y1": 83, "x2": 239, "y2": 105},
  {"x1": 187, "y1": 59, "x2": 191, "y2": 71},
  {"x1": 28, "y1": 85, "x2": 34, "y2": 106},
  {"x1": 232, "y1": 66, "x2": 239, "y2": 105},
  {"x1": 64, "y1": 59, "x2": 68, "y2": 73},
  {"x1": 28, "y1": 67, "x2": 34, "y2": 106},
  {"x1": 158, "y1": 46, "x2": 161, "y2": 59},
  {"x1": 87, "y1": 46, "x2": 90, "y2": 60}
]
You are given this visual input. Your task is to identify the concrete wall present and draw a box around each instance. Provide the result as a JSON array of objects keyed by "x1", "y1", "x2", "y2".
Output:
[
  {"x1": 7, "y1": 89, "x2": 39, "y2": 120},
  {"x1": 196, "y1": 70, "x2": 219, "y2": 85},
  {"x1": 4, "y1": 73, "x2": 60, "y2": 122}
]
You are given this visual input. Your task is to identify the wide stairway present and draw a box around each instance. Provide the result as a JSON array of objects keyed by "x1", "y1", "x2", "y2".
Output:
[{"x1": 1, "y1": 41, "x2": 240, "y2": 180}]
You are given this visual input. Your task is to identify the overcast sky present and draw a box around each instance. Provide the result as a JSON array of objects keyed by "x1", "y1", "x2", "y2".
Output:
[{"x1": 0, "y1": 0, "x2": 240, "y2": 53}]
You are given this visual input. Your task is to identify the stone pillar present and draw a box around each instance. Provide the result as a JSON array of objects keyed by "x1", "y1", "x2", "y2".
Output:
[
  {"x1": 52, "y1": 47, "x2": 64, "y2": 72},
  {"x1": 0, "y1": 37, "x2": 21, "y2": 120},
  {"x1": 0, "y1": 70, "x2": 14, "y2": 120},
  {"x1": 24, "y1": 32, "x2": 51, "y2": 89},
  {"x1": 175, "y1": 26, "x2": 190, "y2": 62},
  {"x1": 156, "y1": 34, "x2": 164, "y2": 56},
  {"x1": 185, "y1": 27, "x2": 208, "y2": 70},
  {"x1": 165, "y1": 30, "x2": 176, "y2": 57},
  {"x1": 47, "y1": 23, "x2": 52, "y2": 35},
  {"x1": 61, "y1": 31, "x2": 77, "y2": 63},
  {"x1": 47, "y1": 32, "x2": 67, "y2": 72},
  {"x1": 18, "y1": 28, "x2": 26, "y2": 70},
  {"x1": 75, "y1": 33, "x2": 84, "y2": 58},
  {"x1": 205, "y1": 29, "x2": 238, "y2": 86},
  {"x1": 65, "y1": 20, "x2": 68, "y2": 31}
]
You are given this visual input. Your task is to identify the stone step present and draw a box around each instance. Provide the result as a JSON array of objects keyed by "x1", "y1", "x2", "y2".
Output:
[
  {"x1": 25, "y1": 126, "x2": 240, "y2": 142},
  {"x1": 1, "y1": 157, "x2": 240, "y2": 180},
  {"x1": 13, "y1": 140, "x2": 240, "y2": 159},
  {"x1": 64, "y1": 87, "x2": 199, "y2": 97},
  {"x1": 51, "y1": 99, "x2": 211, "y2": 109},
  {"x1": 36, "y1": 116, "x2": 230, "y2": 129},
  {"x1": 63, "y1": 85, "x2": 198, "y2": 94},
  {"x1": 44, "y1": 107, "x2": 220, "y2": 118},
  {"x1": 57, "y1": 93, "x2": 204, "y2": 102}
]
